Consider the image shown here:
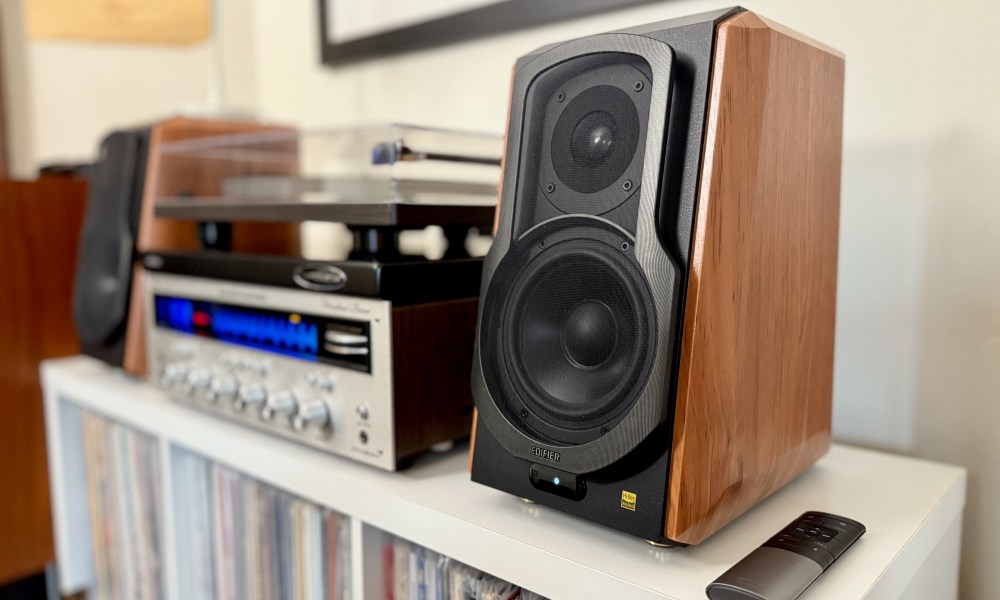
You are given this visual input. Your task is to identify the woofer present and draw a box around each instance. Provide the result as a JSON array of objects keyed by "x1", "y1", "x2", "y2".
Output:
[{"x1": 480, "y1": 218, "x2": 656, "y2": 446}]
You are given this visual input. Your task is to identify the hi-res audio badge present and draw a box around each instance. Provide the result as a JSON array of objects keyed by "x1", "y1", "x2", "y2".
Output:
[{"x1": 621, "y1": 490, "x2": 637, "y2": 511}]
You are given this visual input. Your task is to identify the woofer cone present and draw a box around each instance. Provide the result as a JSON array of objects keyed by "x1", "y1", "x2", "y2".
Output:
[{"x1": 480, "y1": 219, "x2": 656, "y2": 445}]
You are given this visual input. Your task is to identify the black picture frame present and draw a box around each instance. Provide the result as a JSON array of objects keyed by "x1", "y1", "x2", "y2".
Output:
[{"x1": 319, "y1": 0, "x2": 665, "y2": 66}]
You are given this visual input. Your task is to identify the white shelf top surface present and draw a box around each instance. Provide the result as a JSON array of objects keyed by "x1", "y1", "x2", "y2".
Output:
[{"x1": 43, "y1": 356, "x2": 965, "y2": 600}]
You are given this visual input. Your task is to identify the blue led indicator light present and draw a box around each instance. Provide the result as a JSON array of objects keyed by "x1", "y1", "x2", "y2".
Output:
[{"x1": 553, "y1": 477, "x2": 560, "y2": 486}]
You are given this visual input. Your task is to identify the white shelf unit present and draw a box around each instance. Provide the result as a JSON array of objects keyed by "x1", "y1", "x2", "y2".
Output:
[{"x1": 44, "y1": 356, "x2": 966, "y2": 600}]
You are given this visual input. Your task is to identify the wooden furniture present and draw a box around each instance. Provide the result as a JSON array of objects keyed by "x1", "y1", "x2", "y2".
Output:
[
  {"x1": 43, "y1": 356, "x2": 964, "y2": 599},
  {"x1": 0, "y1": 177, "x2": 88, "y2": 585},
  {"x1": 667, "y1": 12, "x2": 846, "y2": 544},
  {"x1": 391, "y1": 298, "x2": 477, "y2": 463}
]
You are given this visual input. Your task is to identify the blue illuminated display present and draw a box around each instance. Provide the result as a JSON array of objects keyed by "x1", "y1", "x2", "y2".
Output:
[
  {"x1": 154, "y1": 295, "x2": 332, "y2": 364},
  {"x1": 212, "y1": 308, "x2": 319, "y2": 354},
  {"x1": 164, "y1": 297, "x2": 194, "y2": 333},
  {"x1": 154, "y1": 295, "x2": 371, "y2": 371}
]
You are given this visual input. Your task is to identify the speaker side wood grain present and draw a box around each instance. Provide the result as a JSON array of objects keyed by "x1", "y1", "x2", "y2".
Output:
[{"x1": 665, "y1": 11, "x2": 845, "y2": 544}]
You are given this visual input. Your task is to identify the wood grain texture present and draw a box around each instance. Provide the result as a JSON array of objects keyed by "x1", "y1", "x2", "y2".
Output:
[
  {"x1": 393, "y1": 298, "x2": 478, "y2": 464},
  {"x1": 0, "y1": 177, "x2": 87, "y2": 584},
  {"x1": 123, "y1": 117, "x2": 302, "y2": 375},
  {"x1": 665, "y1": 11, "x2": 844, "y2": 544},
  {"x1": 26, "y1": 0, "x2": 209, "y2": 45}
]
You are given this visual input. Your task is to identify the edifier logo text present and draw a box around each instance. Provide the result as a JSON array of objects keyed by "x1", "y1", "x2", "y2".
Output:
[{"x1": 531, "y1": 446, "x2": 561, "y2": 462}]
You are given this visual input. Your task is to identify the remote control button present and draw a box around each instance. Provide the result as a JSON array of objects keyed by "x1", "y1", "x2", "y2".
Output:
[{"x1": 823, "y1": 519, "x2": 854, "y2": 533}]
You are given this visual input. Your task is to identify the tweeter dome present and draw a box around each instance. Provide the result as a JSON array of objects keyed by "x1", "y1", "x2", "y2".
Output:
[{"x1": 470, "y1": 7, "x2": 845, "y2": 545}]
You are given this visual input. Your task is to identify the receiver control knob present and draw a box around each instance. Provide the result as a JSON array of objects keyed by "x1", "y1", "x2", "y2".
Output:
[
  {"x1": 186, "y1": 369, "x2": 212, "y2": 393},
  {"x1": 293, "y1": 401, "x2": 331, "y2": 432},
  {"x1": 261, "y1": 391, "x2": 297, "y2": 421},
  {"x1": 209, "y1": 376, "x2": 238, "y2": 402},
  {"x1": 160, "y1": 363, "x2": 189, "y2": 387},
  {"x1": 235, "y1": 383, "x2": 267, "y2": 411}
]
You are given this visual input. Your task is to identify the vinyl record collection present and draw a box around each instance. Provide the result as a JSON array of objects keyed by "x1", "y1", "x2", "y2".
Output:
[
  {"x1": 381, "y1": 534, "x2": 547, "y2": 600},
  {"x1": 172, "y1": 450, "x2": 351, "y2": 600},
  {"x1": 80, "y1": 413, "x2": 164, "y2": 600}
]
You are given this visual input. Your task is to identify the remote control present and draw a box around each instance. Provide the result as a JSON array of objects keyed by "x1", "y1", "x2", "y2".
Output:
[{"x1": 706, "y1": 511, "x2": 866, "y2": 600}]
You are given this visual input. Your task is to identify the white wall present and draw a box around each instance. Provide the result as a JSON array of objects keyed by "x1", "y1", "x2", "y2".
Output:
[
  {"x1": 248, "y1": 1, "x2": 999, "y2": 596},
  {"x1": 0, "y1": 0, "x2": 258, "y2": 177},
  {"x1": 26, "y1": 42, "x2": 212, "y2": 168},
  {"x1": 0, "y1": 0, "x2": 36, "y2": 177},
  {"x1": 4, "y1": 0, "x2": 998, "y2": 596}
]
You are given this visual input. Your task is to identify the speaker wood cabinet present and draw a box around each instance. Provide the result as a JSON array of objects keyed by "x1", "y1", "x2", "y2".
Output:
[
  {"x1": 667, "y1": 11, "x2": 844, "y2": 545},
  {"x1": 470, "y1": 7, "x2": 845, "y2": 545},
  {"x1": 0, "y1": 176, "x2": 88, "y2": 585}
]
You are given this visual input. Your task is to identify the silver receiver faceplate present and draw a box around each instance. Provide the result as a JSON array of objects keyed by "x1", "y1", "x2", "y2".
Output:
[{"x1": 144, "y1": 271, "x2": 397, "y2": 470}]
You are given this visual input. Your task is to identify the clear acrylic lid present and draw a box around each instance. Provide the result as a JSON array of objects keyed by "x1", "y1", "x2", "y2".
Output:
[{"x1": 153, "y1": 123, "x2": 502, "y2": 227}]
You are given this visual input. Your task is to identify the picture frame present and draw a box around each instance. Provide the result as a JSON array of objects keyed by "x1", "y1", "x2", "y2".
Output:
[{"x1": 318, "y1": 0, "x2": 664, "y2": 65}]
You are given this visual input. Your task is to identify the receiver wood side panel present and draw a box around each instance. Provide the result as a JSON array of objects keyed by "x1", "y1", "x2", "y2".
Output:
[
  {"x1": 393, "y1": 298, "x2": 478, "y2": 465},
  {"x1": 666, "y1": 12, "x2": 845, "y2": 544}
]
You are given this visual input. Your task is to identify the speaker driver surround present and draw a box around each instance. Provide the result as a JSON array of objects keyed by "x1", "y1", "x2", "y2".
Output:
[{"x1": 480, "y1": 217, "x2": 656, "y2": 446}]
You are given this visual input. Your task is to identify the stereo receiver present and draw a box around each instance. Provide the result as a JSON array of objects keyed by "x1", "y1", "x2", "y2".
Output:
[{"x1": 144, "y1": 252, "x2": 479, "y2": 470}]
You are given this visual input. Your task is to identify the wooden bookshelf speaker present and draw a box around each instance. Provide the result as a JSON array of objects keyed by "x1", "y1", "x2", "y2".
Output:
[{"x1": 469, "y1": 7, "x2": 844, "y2": 545}]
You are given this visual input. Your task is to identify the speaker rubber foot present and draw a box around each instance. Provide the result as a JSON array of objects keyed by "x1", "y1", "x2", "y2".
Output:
[
  {"x1": 644, "y1": 539, "x2": 676, "y2": 548},
  {"x1": 430, "y1": 440, "x2": 455, "y2": 453}
]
